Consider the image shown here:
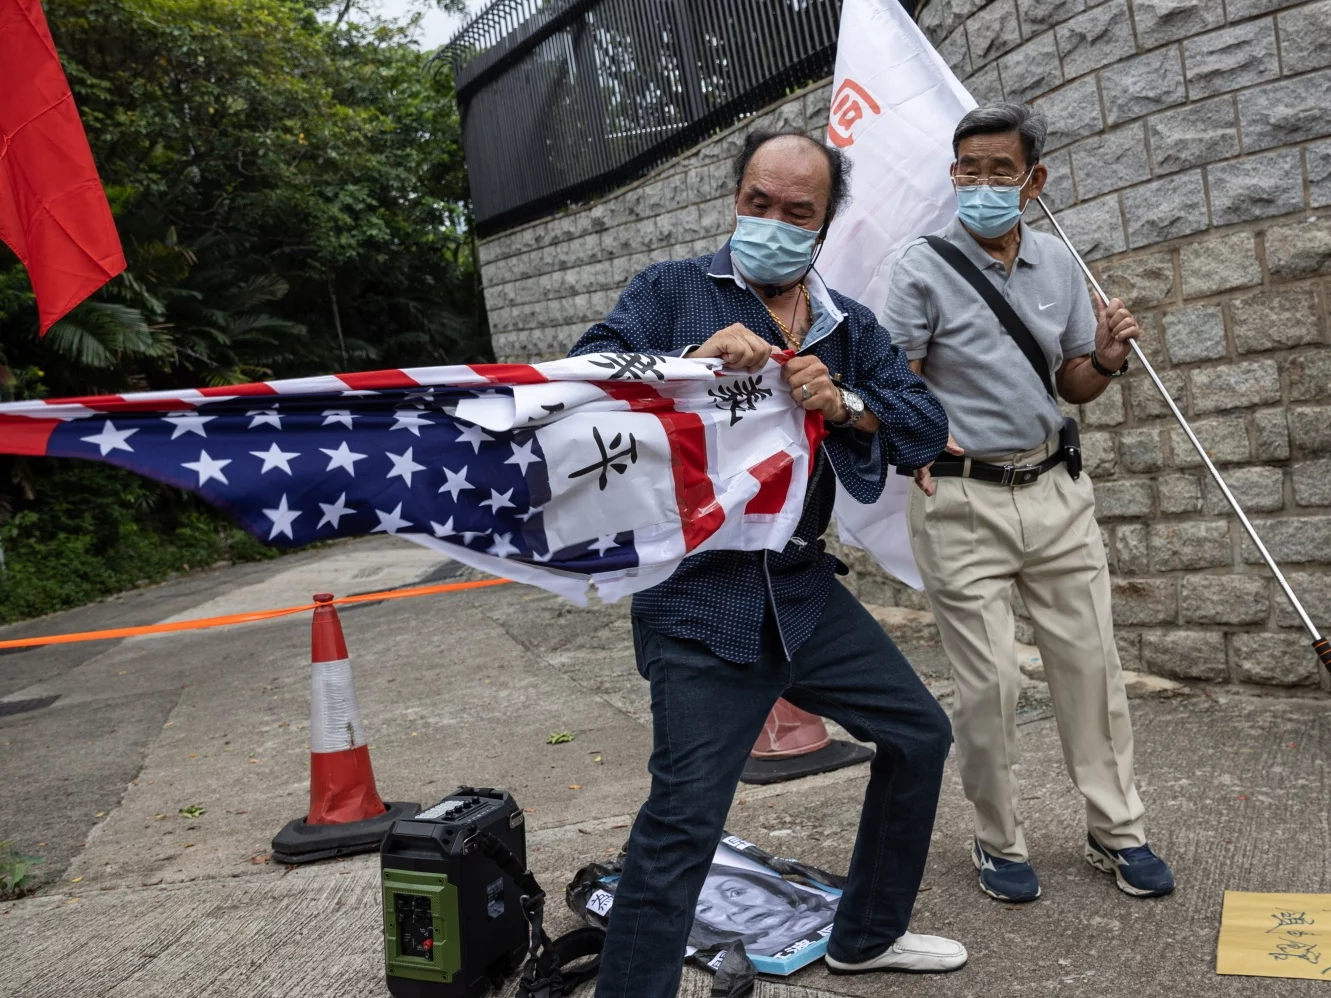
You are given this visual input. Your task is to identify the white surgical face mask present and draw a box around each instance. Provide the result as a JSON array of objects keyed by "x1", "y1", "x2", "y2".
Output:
[{"x1": 729, "y1": 213, "x2": 820, "y2": 288}]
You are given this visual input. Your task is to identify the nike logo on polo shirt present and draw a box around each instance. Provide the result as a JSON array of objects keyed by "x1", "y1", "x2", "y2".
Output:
[{"x1": 1038, "y1": 301, "x2": 1057, "y2": 310}]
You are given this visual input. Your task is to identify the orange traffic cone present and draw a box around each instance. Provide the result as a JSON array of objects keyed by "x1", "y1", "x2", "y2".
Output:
[
  {"x1": 740, "y1": 698, "x2": 874, "y2": 785},
  {"x1": 270, "y1": 593, "x2": 419, "y2": 864}
]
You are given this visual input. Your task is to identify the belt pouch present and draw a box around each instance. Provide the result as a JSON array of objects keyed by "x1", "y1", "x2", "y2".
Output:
[{"x1": 1060, "y1": 416, "x2": 1082, "y2": 480}]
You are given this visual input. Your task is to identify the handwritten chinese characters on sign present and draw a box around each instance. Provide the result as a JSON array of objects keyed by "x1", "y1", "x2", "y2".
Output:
[{"x1": 1217, "y1": 891, "x2": 1331, "y2": 981}]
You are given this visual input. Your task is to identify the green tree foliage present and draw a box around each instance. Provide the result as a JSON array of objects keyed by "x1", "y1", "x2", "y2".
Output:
[{"x1": 0, "y1": 0, "x2": 486, "y2": 621}]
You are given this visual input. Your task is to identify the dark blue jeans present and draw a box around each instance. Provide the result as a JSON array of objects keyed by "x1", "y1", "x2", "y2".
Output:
[{"x1": 595, "y1": 582, "x2": 952, "y2": 998}]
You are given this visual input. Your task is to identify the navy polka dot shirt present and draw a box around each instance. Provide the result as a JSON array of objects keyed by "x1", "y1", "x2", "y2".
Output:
[{"x1": 570, "y1": 242, "x2": 949, "y2": 663}]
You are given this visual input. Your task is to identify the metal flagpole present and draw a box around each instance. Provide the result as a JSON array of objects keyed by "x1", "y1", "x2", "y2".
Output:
[{"x1": 1035, "y1": 196, "x2": 1331, "y2": 675}]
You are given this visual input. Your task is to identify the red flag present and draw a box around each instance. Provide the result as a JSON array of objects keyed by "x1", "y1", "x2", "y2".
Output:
[{"x1": 0, "y1": 0, "x2": 125, "y2": 334}]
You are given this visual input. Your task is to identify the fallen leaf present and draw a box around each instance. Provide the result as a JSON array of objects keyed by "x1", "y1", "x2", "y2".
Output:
[
  {"x1": 611, "y1": 824, "x2": 628, "y2": 830},
  {"x1": 547, "y1": 731, "x2": 576, "y2": 745},
  {"x1": 178, "y1": 805, "x2": 206, "y2": 818},
  {"x1": 117, "y1": 671, "x2": 126, "y2": 676},
  {"x1": 410, "y1": 732, "x2": 419, "y2": 737},
  {"x1": 69, "y1": 877, "x2": 82, "y2": 884},
  {"x1": 568, "y1": 784, "x2": 582, "y2": 790},
  {"x1": 593, "y1": 755, "x2": 603, "y2": 764},
  {"x1": 162, "y1": 720, "x2": 172, "y2": 727},
  {"x1": 183, "y1": 843, "x2": 195, "y2": 849},
  {"x1": 250, "y1": 853, "x2": 271, "y2": 865},
  {"x1": 153, "y1": 814, "x2": 168, "y2": 821},
  {"x1": 578, "y1": 828, "x2": 592, "y2": 835},
  {"x1": 65, "y1": 898, "x2": 80, "y2": 905},
  {"x1": 94, "y1": 812, "x2": 105, "y2": 818},
  {"x1": 248, "y1": 758, "x2": 260, "y2": 764}
]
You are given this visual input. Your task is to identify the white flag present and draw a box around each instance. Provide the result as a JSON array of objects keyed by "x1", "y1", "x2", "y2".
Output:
[{"x1": 819, "y1": 0, "x2": 976, "y2": 589}]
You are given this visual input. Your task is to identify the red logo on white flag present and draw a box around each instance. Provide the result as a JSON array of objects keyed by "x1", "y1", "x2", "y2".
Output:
[{"x1": 827, "y1": 79, "x2": 882, "y2": 148}]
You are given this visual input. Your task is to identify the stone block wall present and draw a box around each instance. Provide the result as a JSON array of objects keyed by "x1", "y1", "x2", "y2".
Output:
[
  {"x1": 477, "y1": 80, "x2": 835, "y2": 363},
  {"x1": 475, "y1": 0, "x2": 1330, "y2": 692},
  {"x1": 917, "y1": 0, "x2": 1331, "y2": 691}
]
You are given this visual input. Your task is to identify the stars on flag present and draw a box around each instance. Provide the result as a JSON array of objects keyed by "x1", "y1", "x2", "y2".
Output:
[
  {"x1": 317, "y1": 493, "x2": 355, "y2": 530},
  {"x1": 263, "y1": 494, "x2": 301, "y2": 540},
  {"x1": 390, "y1": 409, "x2": 433, "y2": 436},
  {"x1": 246, "y1": 409, "x2": 282, "y2": 430},
  {"x1": 439, "y1": 465, "x2": 473, "y2": 500},
  {"x1": 589, "y1": 534, "x2": 621, "y2": 556},
  {"x1": 162, "y1": 413, "x2": 215, "y2": 439},
  {"x1": 322, "y1": 409, "x2": 356, "y2": 429},
  {"x1": 456, "y1": 423, "x2": 494, "y2": 453},
  {"x1": 372, "y1": 503, "x2": 413, "y2": 534},
  {"x1": 320, "y1": 441, "x2": 366, "y2": 476},
  {"x1": 479, "y1": 488, "x2": 515, "y2": 514},
  {"x1": 487, "y1": 532, "x2": 519, "y2": 558},
  {"x1": 386, "y1": 447, "x2": 426, "y2": 487},
  {"x1": 504, "y1": 438, "x2": 542, "y2": 474},
  {"x1": 81, "y1": 420, "x2": 138, "y2": 456},
  {"x1": 43, "y1": 378, "x2": 652, "y2": 575},
  {"x1": 182, "y1": 450, "x2": 231, "y2": 486},
  {"x1": 250, "y1": 442, "x2": 300, "y2": 474}
]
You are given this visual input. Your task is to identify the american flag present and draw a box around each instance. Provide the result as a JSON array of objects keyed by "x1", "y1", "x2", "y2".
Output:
[{"x1": 0, "y1": 354, "x2": 822, "y2": 603}]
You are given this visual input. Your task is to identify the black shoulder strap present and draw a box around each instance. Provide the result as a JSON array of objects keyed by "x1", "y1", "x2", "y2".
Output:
[
  {"x1": 923, "y1": 235, "x2": 1054, "y2": 398},
  {"x1": 472, "y1": 831, "x2": 603, "y2": 998}
]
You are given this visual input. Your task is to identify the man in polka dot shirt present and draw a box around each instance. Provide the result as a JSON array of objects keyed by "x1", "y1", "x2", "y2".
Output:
[{"x1": 569, "y1": 132, "x2": 966, "y2": 994}]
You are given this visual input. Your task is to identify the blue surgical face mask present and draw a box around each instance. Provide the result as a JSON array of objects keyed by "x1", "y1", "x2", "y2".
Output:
[
  {"x1": 729, "y1": 213, "x2": 820, "y2": 288},
  {"x1": 955, "y1": 183, "x2": 1026, "y2": 239}
]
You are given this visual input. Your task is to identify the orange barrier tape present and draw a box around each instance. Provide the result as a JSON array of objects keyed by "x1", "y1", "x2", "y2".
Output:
[{"x1": 0, "y1": 577, "x2": 513, "y2": 650}]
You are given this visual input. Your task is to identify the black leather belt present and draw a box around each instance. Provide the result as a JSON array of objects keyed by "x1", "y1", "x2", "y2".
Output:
[{"x1": 930, "y1": 450, "x2": 1065, "y2": 487}]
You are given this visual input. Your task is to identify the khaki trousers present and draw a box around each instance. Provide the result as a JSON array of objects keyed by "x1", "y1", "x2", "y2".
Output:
[{"x1": 907, "y1": 434, "x2": 1146, "y2": 862}]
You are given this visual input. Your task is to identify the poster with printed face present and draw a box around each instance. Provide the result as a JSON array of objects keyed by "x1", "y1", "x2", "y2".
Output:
[{"x1": 686, "y1": 839, "x2": 842, "y2": 974}]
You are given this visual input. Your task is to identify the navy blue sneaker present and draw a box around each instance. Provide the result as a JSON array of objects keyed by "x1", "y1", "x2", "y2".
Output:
[
  {"x1": 971, "y1": 839, "x2": 1041, "y2": 902},
  {"x1": 1085, "y1": 835, "x2": 1175, "y2": 897}
]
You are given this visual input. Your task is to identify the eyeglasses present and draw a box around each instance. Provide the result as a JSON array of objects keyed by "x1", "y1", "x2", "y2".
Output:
[{"x1": 952, "y1": 168, "x2": 1032, "y2": 191}]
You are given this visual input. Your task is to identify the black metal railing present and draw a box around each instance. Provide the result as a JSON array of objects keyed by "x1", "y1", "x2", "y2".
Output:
[{"x1": 440, "y1": 0, "x2": 845, "y2": 235}]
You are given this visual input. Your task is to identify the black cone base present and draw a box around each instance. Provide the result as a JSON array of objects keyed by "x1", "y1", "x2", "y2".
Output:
[
  {"x1": 740, "y1": 740, "x2": 874, "y2": 786},
  {"x1": 271, "y1": 800, "x2": 420, "y2": 864}
]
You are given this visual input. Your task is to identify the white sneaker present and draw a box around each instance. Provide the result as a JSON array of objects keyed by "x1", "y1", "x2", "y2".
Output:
[{"x1": 825, "y1": 931, "x2": 969, "y2": 974}]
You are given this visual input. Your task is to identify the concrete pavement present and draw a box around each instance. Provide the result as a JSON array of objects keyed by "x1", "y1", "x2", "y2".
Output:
[{"x1": 1, "y1": 537, "x2": 1327, "y2": 997}]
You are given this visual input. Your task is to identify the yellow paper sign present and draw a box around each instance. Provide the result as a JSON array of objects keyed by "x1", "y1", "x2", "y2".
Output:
[{"x1": 1217, "y1": 891, "x2": 1331, "y2": 981}]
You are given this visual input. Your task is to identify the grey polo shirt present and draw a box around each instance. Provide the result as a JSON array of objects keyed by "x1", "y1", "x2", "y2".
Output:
[{"x1": 884, "y1": 216, "x2": 1096, "y2": 457}]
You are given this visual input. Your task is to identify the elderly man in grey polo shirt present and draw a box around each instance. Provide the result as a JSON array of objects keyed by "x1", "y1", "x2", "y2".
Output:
[{"x1": 884, "y1": 102, "x2": 1175, "y2": 904}]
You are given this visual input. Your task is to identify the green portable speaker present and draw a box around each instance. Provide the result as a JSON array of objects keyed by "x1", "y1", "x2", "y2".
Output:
[{"x1": 381, "y1": 788, "x2": 528, "y2": 998}]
